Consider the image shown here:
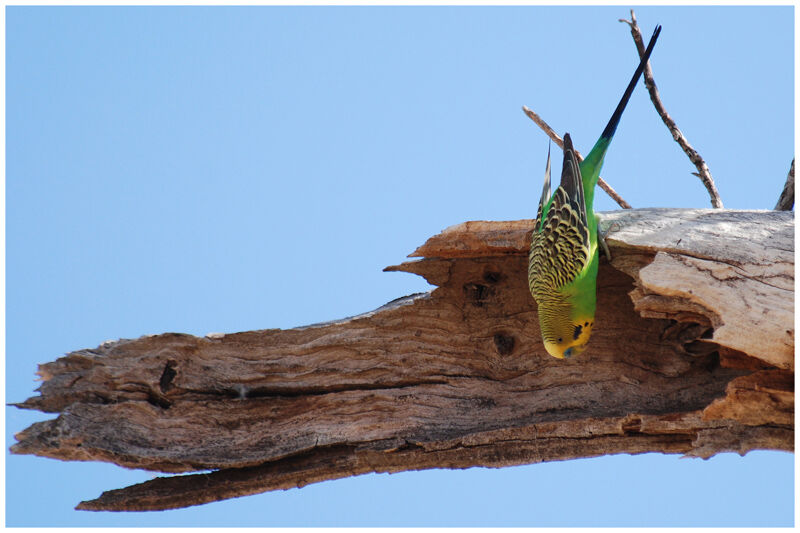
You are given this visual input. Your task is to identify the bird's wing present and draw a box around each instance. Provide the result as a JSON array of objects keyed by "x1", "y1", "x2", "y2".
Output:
[
  {"x1": 558, "y1": 134, "x2": 589, "y2": 234},
  {"x1": 530, "y1": 187, "x2": 591, "y2": 292},
  {"x1": 529, "y1": 134, "x2": 591, "y2": 292}
]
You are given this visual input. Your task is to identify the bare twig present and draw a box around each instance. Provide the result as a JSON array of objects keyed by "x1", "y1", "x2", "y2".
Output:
[
  {"x1": 620, "y1": 9, "x2": 724, "y2": 208},
  {"x1": 522, "y1": 105, "x2": 633, "y2": 209},
  {"x1": 775, "y1": 158, "x2": 794, "y2": 210}
]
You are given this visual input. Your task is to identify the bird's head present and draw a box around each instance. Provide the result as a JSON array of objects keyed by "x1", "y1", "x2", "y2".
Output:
[{"x1": 542, "y1": 318, "x2": 594, "y2": 359}]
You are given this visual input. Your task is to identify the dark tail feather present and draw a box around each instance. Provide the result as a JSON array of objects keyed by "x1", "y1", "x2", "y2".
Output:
[
  {"x1": 599, "y1": 25, "x2": 662, "y2": 141},
  {"x1": 535, "y1": 141, "x2": 552, "y2": 224}
]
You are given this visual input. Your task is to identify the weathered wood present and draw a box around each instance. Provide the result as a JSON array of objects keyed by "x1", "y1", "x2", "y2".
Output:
[{"x1": 11, "y1": 208, "x2": 794, "y2": 512}]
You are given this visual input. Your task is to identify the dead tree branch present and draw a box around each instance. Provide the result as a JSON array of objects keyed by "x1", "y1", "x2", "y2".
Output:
[
  {"x1": 775, "y1": 158, "x2": 794, "y2": 210},
  {"x1": 522, "y1": 105, "x2": 632, "y2": 209},
  {"x1": 11, "y1": 209, "x2": 793, "y2": 512},
  {"x1": 620, "y1": 10, "x2": 724, "y2": 208}
]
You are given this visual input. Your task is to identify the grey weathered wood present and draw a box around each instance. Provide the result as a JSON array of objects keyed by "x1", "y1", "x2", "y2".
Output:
[
  {"x1": 11, "y1": 208, "x2": 793, "y2": 512},
  {"x1": 601, "y1": 209, "x2": 793, "y2": 370}
]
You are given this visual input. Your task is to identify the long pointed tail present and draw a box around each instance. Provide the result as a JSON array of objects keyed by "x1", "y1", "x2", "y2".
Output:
[{"x1": 599, "y1": 25, "x2": 661, "y2": 140}]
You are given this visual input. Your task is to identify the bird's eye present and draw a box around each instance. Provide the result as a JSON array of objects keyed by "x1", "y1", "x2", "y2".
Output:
[{"x1": 557, "y1": 337, "x2": 563, "y2": 343}]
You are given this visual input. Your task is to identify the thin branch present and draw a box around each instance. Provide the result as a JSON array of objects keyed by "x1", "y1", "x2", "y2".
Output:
[
  {"x1": 775, "y1": 158, "x2": 794, "y2": 210},
  {"x1": 522, "y1": 105, "x2": 633, "y2": 209},
  {"x1": 620, "y1": 9, "x2": 724, "y2": 208}
]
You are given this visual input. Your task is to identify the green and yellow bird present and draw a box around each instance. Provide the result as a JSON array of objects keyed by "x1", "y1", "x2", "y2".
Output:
[{"x1": 528, "y1": 25, "x2": 661, "y2": 359}]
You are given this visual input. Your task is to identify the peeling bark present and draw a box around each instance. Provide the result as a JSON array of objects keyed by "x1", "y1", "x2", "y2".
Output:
[{"x1": 11, "y1": 208, "x2": 793, "y2": 512}]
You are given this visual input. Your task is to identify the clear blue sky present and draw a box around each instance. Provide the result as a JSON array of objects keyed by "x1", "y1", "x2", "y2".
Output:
[{"x1": 6, "y1": 5, "x2": 794, "y2": 527}]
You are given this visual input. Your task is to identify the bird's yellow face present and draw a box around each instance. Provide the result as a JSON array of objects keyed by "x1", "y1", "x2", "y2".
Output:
[{"x1": 542, "y1": 319, "x2": 594, "y2": 359}]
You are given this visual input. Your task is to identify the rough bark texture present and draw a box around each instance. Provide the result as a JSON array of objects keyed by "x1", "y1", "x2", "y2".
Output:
[{"x1": 11, "y1": 208, "x2": 794, "y2": 512}]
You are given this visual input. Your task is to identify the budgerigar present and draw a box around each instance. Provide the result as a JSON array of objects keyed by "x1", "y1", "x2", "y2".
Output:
[{"x1": 528, "y1": 25, "x2": 661, "y2": 359}]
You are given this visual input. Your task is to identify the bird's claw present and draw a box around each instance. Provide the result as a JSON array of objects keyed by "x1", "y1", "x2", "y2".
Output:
[{"x1": 598, "y1": 221, "x2": 620, "y2": 261}]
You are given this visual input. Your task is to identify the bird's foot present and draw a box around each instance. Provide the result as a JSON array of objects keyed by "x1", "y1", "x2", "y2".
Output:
[{"x1": 597, "y1": 221, "x2": 620, "y2": 262}]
